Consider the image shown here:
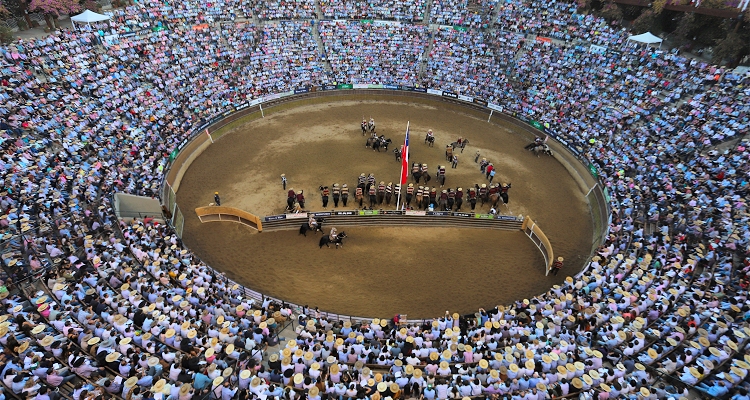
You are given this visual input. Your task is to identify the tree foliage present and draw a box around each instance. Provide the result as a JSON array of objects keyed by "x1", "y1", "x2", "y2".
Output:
[
  {"x1": 28, "y1": 0, "x2": 81, "y2": 16},
  {"x1": 598, "y1": 2, "x2": 623, "y2": 23},
  {"x1": 712, "y1": 31, "x2": 747, "y2": 65},
  {"x1": 632, "y1": 9, "x2": 658, "y2": 34}
]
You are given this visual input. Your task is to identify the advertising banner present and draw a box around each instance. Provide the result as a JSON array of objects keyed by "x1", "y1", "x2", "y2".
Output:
[
  {"x1": 381, "y1": 210, "x2": 404, "y2": 215},
  {"x1": 383, "y1": 84, "x2": 400, "y2": 90},
  {"x1": 264, "y1": 215, "x2": 287, "y2": 222},
  {"x1": 337, "y1": 84, "x2": 354, "y2": 89},
  {"x1": 353, "y1": 84, "x2": 369, "y2": 89},
  {"x1": 453, "y1": 212, "x2": 472, "y2": 217},
  {"x1": 474, "y1": 213, "x2": 494, "y2": 219},
  {"x1": 406, "y1": 210, "x2": 426, "y2": 216},
  {"x1": 487, "y1": 103, "x2": 503, "y2": 112},
  {"x1": 473, "y1": 98, "x2": 488, "y2": 107},
  {"x1": 427, "y1": 211, "x2": 451, "y2": 216},
  {"x1": 427, "y1": 89, "x2": 442, "y2": 95},
  {"x1": 368, "y1": 84, "x2": 384, "y2": 89},
  {"x1": 334, "y1": 210, "x2": 357, "y2": 215},
  {"x1": 458, "y1": 95, "x2": 473, "y2": 102},
  {"x1": 294, "y1": 87, "x2": 309, "y2": 94},
  {"x1": 322, "y1": 85, "x2": 337, "y2": 91},
  {"x1": 496, "y1": 215, "x2": 519, "y2": 221},
  {"x1": 442, "y1": 91, "x2": 458, "y2": 99},
  {"x1": 358, "y1": 210, "x2": 379, "y2": 215},
  {"x1": 311, "y1": 212, "x2": 332, "y2": 217}
]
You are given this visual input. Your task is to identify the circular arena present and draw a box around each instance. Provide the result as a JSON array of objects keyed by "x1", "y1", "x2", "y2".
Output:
[
  {"x1": 0, "y1": 1, "x2": 749, "y2": 400},
  {"x1": 173, "y1": 94, "x2": 596, "y2": 318}
]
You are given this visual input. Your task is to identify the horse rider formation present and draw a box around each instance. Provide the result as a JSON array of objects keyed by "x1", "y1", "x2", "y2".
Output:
[{"x1": 284, "y1": 117, "x2": 513, "y2": 213}]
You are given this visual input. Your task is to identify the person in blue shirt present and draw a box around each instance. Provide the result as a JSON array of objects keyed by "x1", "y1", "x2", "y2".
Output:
[
  {"x1": 193, "y1": 370, "x2": 211, "y2": 390},
  {"x1": 696, "y1": 380, "x2": 728, "y2": 397}
]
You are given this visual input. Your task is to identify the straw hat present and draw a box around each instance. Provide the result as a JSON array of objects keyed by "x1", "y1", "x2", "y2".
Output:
[
  {"x1": 582, "y1": 374, "x2": 593, "y2": 386},
  {"x1": 226, "y1": 344, "x2": 235, "y2": 354},
  {"x1": 106, "y1": 352, "x2": 121, "y2": 363},
  {"x1": 148, "y1": 357, "x2": 160, "y2": 367},
  {"x1": 39, "y1": 336, "x2": 54, "y2": 347},
  {"x1": 179, "y1": 384, "x2": 192, "y2": 396},
  {"x1": 165, "y1": 329, "x2": 175, "y2": 338},
  {"x1": 213, "y1": 377, "x2": 224, "y2": 387},
  {"x1": 525, "y1": 360, "x2": 534, "y2": 370},
  {"x1": 377, "y1": 382, "x2": 387, "y2": 392},
  {"x1": 509, "y1": 364, "x2": 519, "y2": 373},
  {"x1": 639, "y1": 387, "x2": 650, "y2": 397},
  {"x1": 125, "y1": 377, "x2": 138, "y2": 388},
  {"x1": 600, "y1": 383, "x2": 611, "y2": 392},
  {"x1": 120, "y1": 337, "x2": 132, "y2": 345},
  {"x1": 330, "y1": 364, "x2": 340, "y2": 374},
  {"x1": 205, "y1": 348, "x2": 215, "y2": 358},
  {"x1": 439, "y1": 361, "x2": 450, "y2": 370},
  {"x1": 571, "y1": 378, "x2": 583, "y2": 389},
  {"x1": 635, "y1": 363, "x2": 645, "y2": 371},
  {"x1": 478, "y1": 359, "x2": 489, "y2": 369},
  {"x1": 309, "y1": 387, "x2": 319, "y2": 397},
  {"x1": 647, "y1": 349, "x2": 658, "y2": 359},
  {"x1": 293, "y1": 373, "x2": 304, "y2": 385},
  {"x1": 557, "y1": 365, "x2": 567, "y2": 375},
  {"x1": 223, "y1": 367, "x2": 233, "y2": 378},
  {"x1": 31, "y1": 325, "x2": 46, "y2": 335},
  {"x1": 88, "y1": 337, "x2": 101, "y2": 346}
]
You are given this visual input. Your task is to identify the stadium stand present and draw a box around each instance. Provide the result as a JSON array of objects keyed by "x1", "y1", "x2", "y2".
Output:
[{"x1": 0, "y1": 0, "x2": 749, "y2": 399}]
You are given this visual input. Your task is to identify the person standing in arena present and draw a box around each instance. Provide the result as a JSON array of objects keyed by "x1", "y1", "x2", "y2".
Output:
[
  {"x1": 214, "y1": 192, "x2": 221, "y2": 206},
  {"x1": 332, "y1": 184, "x2": 340, "y2": 207},
  {"x1": 341, "y1": 184, "x2": 349, "y2": 206},
  {"x1": 355, "y1": 185, "x2": 363, "y2": 207},
  {"x1": 368, "y1": 184, "x2": 376, "y2": 207},
  {"x1": 455, "y1": 187, "x2": 464, "y2": 211},
  {"x1": 320, "y1": 186, "x2": 329, "y2": 209},
  {"x1": 551, "y1": 257, "x2": 564, "y2": 275},
  {"x1": 296, "y1": 190, "x2": 305, "y2": 209},
  {"x1": 281, "y1": 174, "x2": 287, "y2": 190},
  {"x1": 405, "y1": 184, "x2": 414, "y2": 207}
]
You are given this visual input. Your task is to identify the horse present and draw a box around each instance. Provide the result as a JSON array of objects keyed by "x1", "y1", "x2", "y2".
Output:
[
  {"x1": 394, "y1": 149, "x2": 402, "y2": 162},
  {"x1": 532, "y1": 144, "x2": 553, "y2": 157},
  {"x1": 451, "y1": 138, "x2": 469, "y2": 152},
  {"x1": 319, "y1": 231, "x2": 347, "y2": 249},
  {"x1": 425, "y1": 134, "x2": 435, "y2": 147},
  {"x1": 489, "y1": 192, "x2": 500, "y2": 209},
  {"x1": 299, "y1": 218, "x2": 324, "y2": 236},
  {"x1": 437, "y1": 174, "x2": 446, "y2": 187},
  {"x1": 365, "y1": 137, "x2": 377, "y2": 148},
  {"x1": 421, "y1": 171, "x2": 431, "y2": 183},
  {"x1": 373, "y1": 137, "x2": 392, "y2": 152}
]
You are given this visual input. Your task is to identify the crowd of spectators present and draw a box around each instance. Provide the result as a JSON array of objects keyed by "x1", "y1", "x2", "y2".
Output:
[
  {"x1": 430, "y1": 0, "x2": 495, "y2": 27},
  {"x1": 494, "y1": 0, "x2": 627, "y2": 46},
  {"x1": 0, "y1": 0, "x2": 749, "y2": 399},
  {"x1": 320, "y1": 0, "x2": 426, "y2": 21},
  {"x1": 319, "y1": 21, "x2": 428, "y2": 85}
]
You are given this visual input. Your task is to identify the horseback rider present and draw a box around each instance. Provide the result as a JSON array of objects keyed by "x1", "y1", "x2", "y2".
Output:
[
  {"x1": 329, "y1": 227, "x2": 338, "y2": 241},
  {"x1": 286, "y1": 188, "x2": 296, "y2": 211},
  {"x1": 296, "y1": 190, "x2": 305, "y2": 209},
  {"x1": 361, "y1": 119, "x2": 367, "y2": 136},
  {"x1": 447, "y1": 189, "x2": 455, "y2": 210},
  {"x1": 412, "y1": 163, "x2": 420, "y2": 183},
  {"x1": 425, "y1": 129, "x2": 434, "y2": 146},
  {"x1": 393, "y1": 184, "x2": 401, "y2": 207},
  {"x1": 500, "y1": 182, "x2": 511, "y2": 205},
  {"x1": 332, "y1": 183, "x2": 341, "y2": 207},
  {"x1": 394, "y1": 148, "x2": 401, "y2": 162},
  {"x1": 525, "y1": 136, "x2": 544, "y2": 150},
  {"x1": 385, "y1": 182, "x2": 393, "y2": 205},
  {"x1": 341, "y1": 184, "x2": 349, "y2": 207},
  {"x1": 358, "y1": 173, "x2": 366, "y2": 186},
  {"x1": 455, "y1": 187, "x2": 464, "y2": 211},
  {"x1": 308, "y1": 215, "x2": 318, "y2": 230},
  {"x1": 405, "y1": 183, "x2": 414, "y2": 206},
  {"x1": 438, "y1": 165, "x2": 446, "y2": 187},
  {"x1": 480, "y1": 158, "x2": 489, "y2": 173},
  {"x1": 367, "y1": 174, "x2": 376, "y2": 189},
  {"x1": 368, "y1": 117, "x2": 376, "y2": 133},
  {"x1": 320, "y1": 186, "x2": 330, "y2": 208},
  {"x1": 415, "y1": 186, "x2": 423, "y2": 209}
]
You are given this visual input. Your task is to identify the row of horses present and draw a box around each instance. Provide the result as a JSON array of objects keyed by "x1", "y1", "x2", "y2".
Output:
[
  {"x1": 365, "y1": 135, "x2": 392, "y2": 152},
  {"x1": 299, "y1": 218, "x2": 348, "y2": 248}
]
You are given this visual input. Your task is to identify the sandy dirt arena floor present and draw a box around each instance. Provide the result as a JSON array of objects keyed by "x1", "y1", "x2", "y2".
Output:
[{"x1": 176, "y1": 97, "x2": 593, "y2": 318}]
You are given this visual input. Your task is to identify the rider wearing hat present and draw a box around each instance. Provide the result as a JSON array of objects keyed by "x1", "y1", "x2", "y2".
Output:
[
  {"x1": 214, "y1": 192, "x2": 221, "y2": 206},
  {"x1": 320, "y1": 186, "x2": 330, "y2": 208},
  {"x1": 377, "y1": 181, "x2": 386, "y2": 204},
  {"x1": 385, "y1": 182, "x2": 393, "y2": 205},
  {"x1": 455, "y1": 187, "x2": 464, "y2": 211}
]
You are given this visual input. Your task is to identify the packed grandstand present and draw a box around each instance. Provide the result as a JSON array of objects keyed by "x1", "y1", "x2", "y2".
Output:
[{"x1": 0, "y1": 0, "x2": 749, "y2": 399}]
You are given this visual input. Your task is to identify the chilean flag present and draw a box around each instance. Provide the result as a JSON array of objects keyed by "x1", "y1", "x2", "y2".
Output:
[{"x1": 400, "y1": 122, "x2": 410, "y2": 185}]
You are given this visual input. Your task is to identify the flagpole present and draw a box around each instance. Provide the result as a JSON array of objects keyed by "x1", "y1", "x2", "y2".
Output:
[{"x1": 397, "y1": 121, "x2": 409, "y2": 210}]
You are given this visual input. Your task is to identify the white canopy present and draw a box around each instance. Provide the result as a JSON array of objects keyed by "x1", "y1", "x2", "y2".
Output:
[
  {"x1": 627, "y1": 32, "x2": 663, "y2": 45},
  {"x1": 70, "y1": 10, "x2": 111, "y2": 24}
]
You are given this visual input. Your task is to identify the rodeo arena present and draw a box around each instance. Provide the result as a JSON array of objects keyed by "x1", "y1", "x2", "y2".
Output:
[{"x1": 1, "y1": 0, "x2": 750, "y2": 399}]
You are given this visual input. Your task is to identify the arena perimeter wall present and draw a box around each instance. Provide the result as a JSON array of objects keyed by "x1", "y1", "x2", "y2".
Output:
[{"x1": 161, "y1": 90, "x2": 608, "y2": 312}]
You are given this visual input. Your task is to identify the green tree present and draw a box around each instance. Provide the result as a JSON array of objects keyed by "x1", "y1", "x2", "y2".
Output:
[
  {"x1": 598, "y1": 2, "x2": 622, "y2": 23},
  {"x1": 712, "y1": 31, "x2": 748, "y2": 65},
  {"x1": 632, "y1": 9, "x2": 658, "y2": 34}
]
